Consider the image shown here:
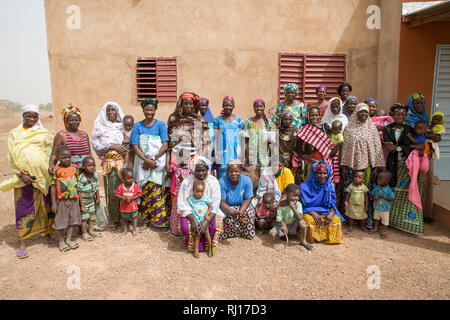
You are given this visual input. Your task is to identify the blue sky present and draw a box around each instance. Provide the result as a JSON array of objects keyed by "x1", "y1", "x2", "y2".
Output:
[{"x1": 0, "y1": 0, "x2": 52, "y2": 105}]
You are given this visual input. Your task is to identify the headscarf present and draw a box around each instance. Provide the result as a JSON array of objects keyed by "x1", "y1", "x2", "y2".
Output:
[
  {"x1": 200, "y1": 97, "x2": 215, "y2": 123},
  {"x1": 91, "y1": 102, "x2": 125, "y2": 149},
  {"x1": 389, "y1": 103, "x2": 408, "y2": 117},
  {"x1": 342, "y1": 96, "x2": 358, "y2": 118},
  {"x1": 406, "y1": 93, "x2": 429, "y2": 127},
  {"x1": 61, "y1": 103, "x2": 81, "y2": 129},
  {"x1": 284, "y1": 83, "x2": 299, "y2": 96},
  {"x1": 21, "y1": 104, "x2": 42, "y2": 129},
  {"x1": 364, "y1": 98, "x2": 378, "y2": 106},
  {"x1": 430, "y1": 111, "x2": 445, "y2": 133},
  {"x1": 340, "y1": 103, "x2": 385, "y2": 170},
  {"x1": 223, "y1": 96, "x2": 234, "y2": 104},
  {"x1": 321, "y1": 97, "x2": 348, "y2": 129},
  {"x1": 140, "y1": 98, "x2": 158, "y2": 109},
  {"x1": 316, "y1": 85, "x2": 327, "y2": 93},
  {"x1": 299, "y1": 161, "x2": 344, "y2": 221},
  {"x1": 189, "y1": 155, "x2": 212, "y2": 173},
  {"x1": 253, "y1": 98, "x2": 270, "y2": 129}
]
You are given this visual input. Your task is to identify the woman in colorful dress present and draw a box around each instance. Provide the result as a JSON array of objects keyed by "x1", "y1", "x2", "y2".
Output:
[
  {"x1": 293, "y1": 106, "x2": 338, "y2": 183},
  {"x1": 300, "y1": 161, "x2": 344, "y2": 244},
  {"x1": 214, "y1": 96, "x2": 244, "y2": 179},
  {"x1": 167, "y1": 92, "x2": 211, "y2": 234},
  {"x1": 340, "y1": 103, "x2": 385, "y2": 228},
  {"x1": 177, "y1": 156, "x2": 224, "y2": 254},
  {"x1": 272, "y1": 83, "x2": 308, "y2": 130},
  {"x1": 0, "y1": 105, "x2": 54, "y2": 259},
  {"x1": 131, "y1": 98, "x2": 170, "y2": 229},
  {"x1": 242, "y1": 99, "x2": 275, "y2": 176},
  {"x1": 219, "y1": 160, "x2": 256, "y2": 240},
  {"x1": 50, "y1": 104, "x2": 92, "y2": 171},
  {"x1": 310, "y1": 85, "x2": 328, "y2": 119},
  {"x1": 279, "y1": 110, "x2": 297, "y2": 170},
  {"x1": 383, "y1": 103, "x2": 426, "y2": 235},
  {"x1": 91, "y1": 101, "x2": 127, "y2": 230}
]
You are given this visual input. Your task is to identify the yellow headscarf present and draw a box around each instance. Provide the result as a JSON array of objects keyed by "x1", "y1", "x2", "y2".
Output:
[
  {"x1": 430, "y1": 111, "x2": 445, "y2": 133},
  {"x1": 61, "y1": 103, "x2": 82, "y2": 128}
]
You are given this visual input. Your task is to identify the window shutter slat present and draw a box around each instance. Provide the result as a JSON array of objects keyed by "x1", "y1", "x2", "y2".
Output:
[
  {"x1": 156, "y1": 57, "x2": 177, "y2": 102},
  {"x1": 137, "y1": 57, "x2": 157, "y2": 102},
  {"x1": 278, "y1": 53, "x2": 304, "y2": 103},
  {"x1": 137, "y1": 57, "x2": 177, "y2": 103}
]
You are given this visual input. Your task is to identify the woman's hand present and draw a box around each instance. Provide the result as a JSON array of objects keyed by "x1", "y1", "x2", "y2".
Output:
[
  {"x1": 324, "y1": 210, "x2": 335, "y2": 226},
  {"x1": 308, "y1": 211, "x2": 323, "y2": 227},
  {"x1": 146, "y1": 159, "x2": 157, "y2": 169},
  {"x1": 385, "y1": 144, "x2": 396, "y2": 153},
  {"x1": 20, "y1": 174, "x2": 34, "y2": 185}
]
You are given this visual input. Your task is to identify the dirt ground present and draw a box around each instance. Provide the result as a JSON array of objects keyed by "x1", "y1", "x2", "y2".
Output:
[{"x1": 0, "y1": 111, "x2": 449, "y2": 300}]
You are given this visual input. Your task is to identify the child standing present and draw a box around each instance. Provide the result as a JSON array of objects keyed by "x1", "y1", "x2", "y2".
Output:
[
  {"x1": 51, "y1": 146, "x2": 81, "y2": 252},
  {"x1": 255, "y1": 192, "x2": 276, "y2": 233},
  {"x1": 269, "y1": 184, "x2": 313, "y2": 250},
  {"x1": 370, "y1": 170, "x2": 394, "y2": 239},
  {"x1": 345, "y1": 170, "x2": 369, "y2": 232},
  {"x1": 187, "y1": 179, "x2": 213, "y2": 258},
  {"x1": 77, "y1": 156, "x2": 102, "y2": 241},
  {"x1": 115, "y1": 168, "x2": 142, "y2": 236}
]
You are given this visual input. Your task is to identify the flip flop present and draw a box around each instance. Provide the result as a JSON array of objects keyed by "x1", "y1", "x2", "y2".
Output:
[
  {"x1": 59, "y1": 243, "x2": 70, "y2": 252},
  {"x1": 82, "y1": 234, "x2": 94, "y2": 242},
  {"x1": 66, "y1": 241, "x2": 79, "y2": 250},
  {"x1": 16, "y1": 250, "x2": 29, "y2": 259},
  {"x1": 89, "y1": 232, "x2": 102, "y2": 238},
  {"x1": 379, "y1": 232, "x2": 387, "y2": 239}
]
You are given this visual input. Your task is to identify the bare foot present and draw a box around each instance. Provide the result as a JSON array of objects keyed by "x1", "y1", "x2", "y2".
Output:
[
  {"x1": 194, "y1": 251, "x2": 199, "y2": 258},
  {"x1": 132, "y1": 229, "x2": 137, "y2": 236},
  {"x1": 121, "y1": 227, "x2": 128, "y2": 235}
]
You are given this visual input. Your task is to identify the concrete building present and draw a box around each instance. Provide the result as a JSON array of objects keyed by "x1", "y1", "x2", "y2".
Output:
[{"x1": 44, "y1": 0, "x2": 401, "y2": 135}]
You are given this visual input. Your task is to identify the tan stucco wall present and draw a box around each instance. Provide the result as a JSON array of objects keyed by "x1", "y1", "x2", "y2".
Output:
[{"x1": 45, "y1": 0, "x2": 401, "y2": 136}]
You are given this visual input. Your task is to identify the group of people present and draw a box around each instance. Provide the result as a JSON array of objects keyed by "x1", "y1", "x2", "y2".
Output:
[{"x1": 0, "y1": 83, "x2": 445, "y2": 259}]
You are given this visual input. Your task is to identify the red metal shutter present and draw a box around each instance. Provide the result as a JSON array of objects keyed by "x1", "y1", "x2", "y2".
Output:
[
  {"x1": 278, "y1": 53, "x2": 304, "y2": 103},
  {"x1": 136, "y1": 57, "x2": 157, "y2": 102},
  {"x1": 303, "y1": 54, "x2": 346, "y2": 105},
  {"x1": 156, "y1": 57, "x2": 177, "y2": 102}
]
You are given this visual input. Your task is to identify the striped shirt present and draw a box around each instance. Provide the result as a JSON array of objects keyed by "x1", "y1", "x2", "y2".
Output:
[{"x1": 65, "y1": 130, "x2": 90, "y2": 156}]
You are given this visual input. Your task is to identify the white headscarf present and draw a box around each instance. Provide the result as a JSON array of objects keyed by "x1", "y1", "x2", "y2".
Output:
[
  {"x1": 21, "y1": 104, "x2": 42, "y2": 129},
  {"x1": 91, "y1": 102, "x2": 125, "y2": 150},
  {"x1": 321, "y1": 97, "x2": 348, "y2": 130}
]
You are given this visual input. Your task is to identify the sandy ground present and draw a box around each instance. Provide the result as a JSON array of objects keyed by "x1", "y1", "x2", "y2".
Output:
[{"x1": 0, "y1": 111, "x2": 449, "y2": 300}]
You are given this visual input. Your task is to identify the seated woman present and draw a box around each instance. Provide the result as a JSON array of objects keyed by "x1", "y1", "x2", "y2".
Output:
[
  {"x1": 300, "y1": 161, "x2": 344, "y2": 244},
  {"x1": 219, "y1": 160, "x2": 256, "y2": 240},
  {"x1": 177, "y1": 156, "x2": 224, "y2": 255}
]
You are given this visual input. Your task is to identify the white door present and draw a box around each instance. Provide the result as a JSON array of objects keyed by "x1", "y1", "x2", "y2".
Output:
[{"x1": 432, "y1": 45, "x2": 450, "y2": 180}]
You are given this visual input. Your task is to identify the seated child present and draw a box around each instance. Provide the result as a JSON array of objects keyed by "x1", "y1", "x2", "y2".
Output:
[
  {"x1": 370, "y1": 170, "x2": 394, "y2": 239},
  {"x1": 51, "y1": 146, "x2": 81, "y2": 252},
  {"x1": 122, "y1": 115, "x2": 135, "y2": 167},
  {"x1": 187, "y1": 179, "x2": 214, "y2": 258},
  {"x1": 77, "y1": 156, "x2": 102, "y2": 241},
  {"x1": 330, "y1": 120, "x2": 344, "y2": 157},
  {"x1": 269, "y1": 184, "x2": 313, "y2": 250},
  {"x1": 406, "y1": 120, "x2": 429, "y2": 157},
  {"x1": 115, "y1": 168, "x2": 142, "y2": 236},
  {"x1": 345, "y1": 170, "x2": 369, "y2": 232},
  {"x1": 427, "y1": 111, "x2": 445, "y2": 160},
  {"x1": 256, "y1": 192, "x2": 276, "y2": 233}
]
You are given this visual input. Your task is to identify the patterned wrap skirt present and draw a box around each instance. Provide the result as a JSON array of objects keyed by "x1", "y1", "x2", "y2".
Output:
[
  {"x1": 302, "y1": 214, "x2": 343, "y2": 244},
  {"x1": 179, "y1": 215, "x2": 223, "y2": 254},
  {"x1": 139, "y1": 181, "x2": 170, "y2": 228},
  {"x1": 219, "y1": 205, "x2": 256, "y2": 240}
]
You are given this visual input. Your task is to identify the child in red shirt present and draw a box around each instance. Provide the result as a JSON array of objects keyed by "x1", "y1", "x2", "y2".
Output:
[{"x1": 115, "y1": 168, "x2": 141, "y2": 236}]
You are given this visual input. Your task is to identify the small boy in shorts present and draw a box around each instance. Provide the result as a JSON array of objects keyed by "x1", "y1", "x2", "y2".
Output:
[
  {"x1": 51, "y1": 146, "x2": 81, "y2": 252},
  {"x1": 115, "y1": 168, "x2": 141, "y2": 236},
  {"x1": 370, "y1": 170, "x2": 394, "y2": 239},
  {"x1": 77, "y1": 156, "x2": 102, "y2": 241}
]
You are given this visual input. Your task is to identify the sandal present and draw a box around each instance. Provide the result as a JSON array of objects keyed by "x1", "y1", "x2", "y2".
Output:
[
  {"x1": 89, "y1": 231, "x2": 102, "y2": 238},
  {"x1": 82, "y1": 233, "x2": 94, "y2": 241},
  {"x1": 360, "y1": 226, "x2": 369, "y2": 232},
  {"x1": 347, "y1": 226, "x2": 353, "y2": 232},
  {"x1": 16, "y1": 250, "x2": 29, "y2": 259},
  {"x1": 66, "y1": 241, "x2": 79, "y2": 250},
  {"x1": 59, "y1": 243, "x2": 70, "y2": 252},
  {"x1": 379, "y1": 231, "x2": 387, "y2": 239}
]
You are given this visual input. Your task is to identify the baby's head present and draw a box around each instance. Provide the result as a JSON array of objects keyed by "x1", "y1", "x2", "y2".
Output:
[
  {"x1": 414, "y1": 120, "x2": 428, "y2": 135},
  {"x1": 374, "y1": 109, "x2": 386, "y2": 117},
  {"x1": 284, "y1": 183, "x2": 300, "y2": 202},
  {"x1": 121, "y1": 167, "x2": 134, "y2": 185},
  {"x1": 123, "y1": 115, "x2": 134, "y2": 132},
  {"x1": 56, "y1": 145, "x2": 72, "y2": 167},
  {"x1": 331, "y1": 120, "x2": 343, "y2": 135},
  {"x1": 377, "y1": 170, "x2": 392, "y2": 187},
  {"x1": 431, "y1": 113, "x2": 444, "y2": 125},
  {"x1": 193, "y1": 179, "x2": 206, "y2": 200},
  {"x1": 82, "y1": 156, "x2": 96, "y2": 174},
  {"x1": 353, "y1": 170, "x2": 366, "y2": 185},
  {"x1": 262, "y1": 192, "x2": 274, "y2": 210}
]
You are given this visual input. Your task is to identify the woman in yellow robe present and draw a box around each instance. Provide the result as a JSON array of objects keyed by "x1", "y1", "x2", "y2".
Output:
[{"x1": 0, "y1": 105, "x2": 54, "y2": 259}]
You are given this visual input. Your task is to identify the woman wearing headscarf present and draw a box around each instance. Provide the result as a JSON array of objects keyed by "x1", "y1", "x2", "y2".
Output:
[
  {"x1": 383, "y1": 103, "x2": 425, "y2": 235},
  {"x1": 0, "y1": 105, "x2": 54, "y2": 259},
  {"x1": 177, "y1": 156, "x2": 224, "y2": 255},
  {"x1": 91, "y1": 101, "x2": 127, "y2": 230},
  {"x1": 50, "y1": 104, "x2": 92, "y2": 171},
  {"x1": 300, "y1": 161, "x2": 344, "y2": 244},
  {"x1": 272, "y1": 83, "x2": 308, "y2": 130},
  {"x1": 198, "y1": 97, "x2": 215, "y2": 147},
  {"x1": 321, "y1": 97, "x2": 348, "y2": 130},
  {"x1": 214, "y1": 96, "x2": 244, "y2": 179},
  {"x1": 405, "y1": 93, "x2": 442, "y2": 220},
  {"x1": 242, "y1": 99, "x2": 275, "y2": 176},
  {"x1": 340, "y1": 103, "x2": 385, "y2": 228},
  {"x1": 131, "y1": 98, "x2": 170, "y2": 229},
  {"x1": 310, "y1": 85, "x2": 328, "y2": 119},
  {"x1": 364, "y1": 98, "x2": 378, "y2": 118},
  {"x1": 219, "y1": 159, "x2": 256, "y2": 240},
  {"x1": 293, "y1": 106, "x2": 339, "y2": 184},
  {"x1": 278, "y1": 110, "x2": 297, "y2": 170},
  {"x1": 342, "y1": 96, "x2": 358, "y2": 119}
]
